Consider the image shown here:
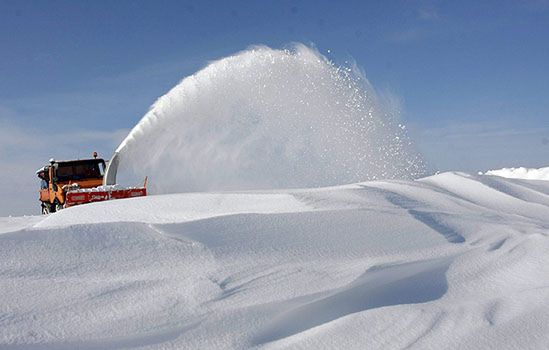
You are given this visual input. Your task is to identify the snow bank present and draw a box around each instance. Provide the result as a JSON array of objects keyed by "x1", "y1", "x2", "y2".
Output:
[
  {"x1": 114, "y1": 44, "x2": 424, "y2": 194},
  {"x1": 2, "y1": 172, "x2": 549, "y2": 349},
  {"x1": 484, "y1": 166, "x2": 549, "y2": 181}
]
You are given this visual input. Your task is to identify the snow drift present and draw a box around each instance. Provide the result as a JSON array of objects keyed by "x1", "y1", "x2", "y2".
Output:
[
  {"x1": 485, "y1": 166, "x2": 549, "y2": 181},
  {"x1": 114, "y1": 44, "x2": 424, "y2": 193},
  {"x1": 2, "y1": 172, "x2": 549, "y2": 349}
]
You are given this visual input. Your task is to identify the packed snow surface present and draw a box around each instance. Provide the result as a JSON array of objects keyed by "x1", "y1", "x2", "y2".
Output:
[
  {"x1": 2, "y1": 172, "x2": 549, "y2": 349},
  {"x1": 115, "y1": 44, "x2": 424, "y2": 193},
  {"x1": 485, "y1": 166, "x2": 549, "y2": 181}
]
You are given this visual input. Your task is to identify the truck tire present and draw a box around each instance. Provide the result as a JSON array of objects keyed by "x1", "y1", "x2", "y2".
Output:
[
  {"x1": 55, "y1": 202, "x2": 64, "y2": 212},
  {"x1": 41, "y1": 202, "x2": 52, "y2": 215}
]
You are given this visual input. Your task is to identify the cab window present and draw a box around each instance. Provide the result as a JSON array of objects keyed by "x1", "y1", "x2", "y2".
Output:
[{"x1": 55, "y1": 161, "x2": 103, "y2": 181}]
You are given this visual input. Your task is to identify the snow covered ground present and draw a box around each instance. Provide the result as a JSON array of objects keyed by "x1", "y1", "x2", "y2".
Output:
[{"x1": 1, "y1": 172, "x2": 549, "y2": 349}]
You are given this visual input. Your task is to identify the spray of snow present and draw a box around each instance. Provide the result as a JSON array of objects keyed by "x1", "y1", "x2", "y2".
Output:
[
  {"x1": 115, "y1": 44, "x2": 425, "y2": 193},
  {"x1": 484, "y1": 166, "x2": 549, "y2": 181}
]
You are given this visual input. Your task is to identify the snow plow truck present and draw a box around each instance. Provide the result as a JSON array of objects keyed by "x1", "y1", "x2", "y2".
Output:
[{"x1": 37, "y1": 152, "x2": 146, "y2": 214}]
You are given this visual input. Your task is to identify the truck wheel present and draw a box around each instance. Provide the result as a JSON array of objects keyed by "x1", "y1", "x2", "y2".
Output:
[
  {"x1": 55, "y1": 202, "x2": 64, "y2": 212},
  {"x1": 41, "y1": 203, "x2": 51, "y2": 215}
]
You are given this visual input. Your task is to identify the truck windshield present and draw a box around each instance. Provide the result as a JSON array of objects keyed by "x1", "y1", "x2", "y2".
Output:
[{"x1": 55, "y1": 160, "x2": 105, "y2": 181}]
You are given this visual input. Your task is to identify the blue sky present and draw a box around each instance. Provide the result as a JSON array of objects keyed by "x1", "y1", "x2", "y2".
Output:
[{"x1": 1, "y1": 0, "x2": 548, "y2": 215}]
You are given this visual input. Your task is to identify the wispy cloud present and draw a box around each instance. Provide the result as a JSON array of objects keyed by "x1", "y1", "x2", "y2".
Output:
[
  {"x1": 388, "y1": 3, "x2": 441, "y2": 43},
  {"x1": 388, "y1": 28, "x2": 425, "y2": 43},
  {"x1": 418, "y1": 7, "x2": 440, "y2": 21},
  {"x1": 0, "y1": 54, "x2": 204, "y2": 131}
]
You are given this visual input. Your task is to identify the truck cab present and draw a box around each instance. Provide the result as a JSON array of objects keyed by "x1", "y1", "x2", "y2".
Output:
[{"x1": 37, "y1": 157, "x2": 106, "y2": 214}]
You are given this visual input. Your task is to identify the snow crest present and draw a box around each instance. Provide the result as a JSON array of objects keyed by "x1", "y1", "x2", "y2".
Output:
[{"x1": 484, "y1": 166, "x2": 549, "y2": 181}]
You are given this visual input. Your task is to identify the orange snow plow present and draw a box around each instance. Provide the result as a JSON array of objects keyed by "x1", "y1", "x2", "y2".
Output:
[{"x1": 37, "y1": 152, "x2": 147, "y2": 214}]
